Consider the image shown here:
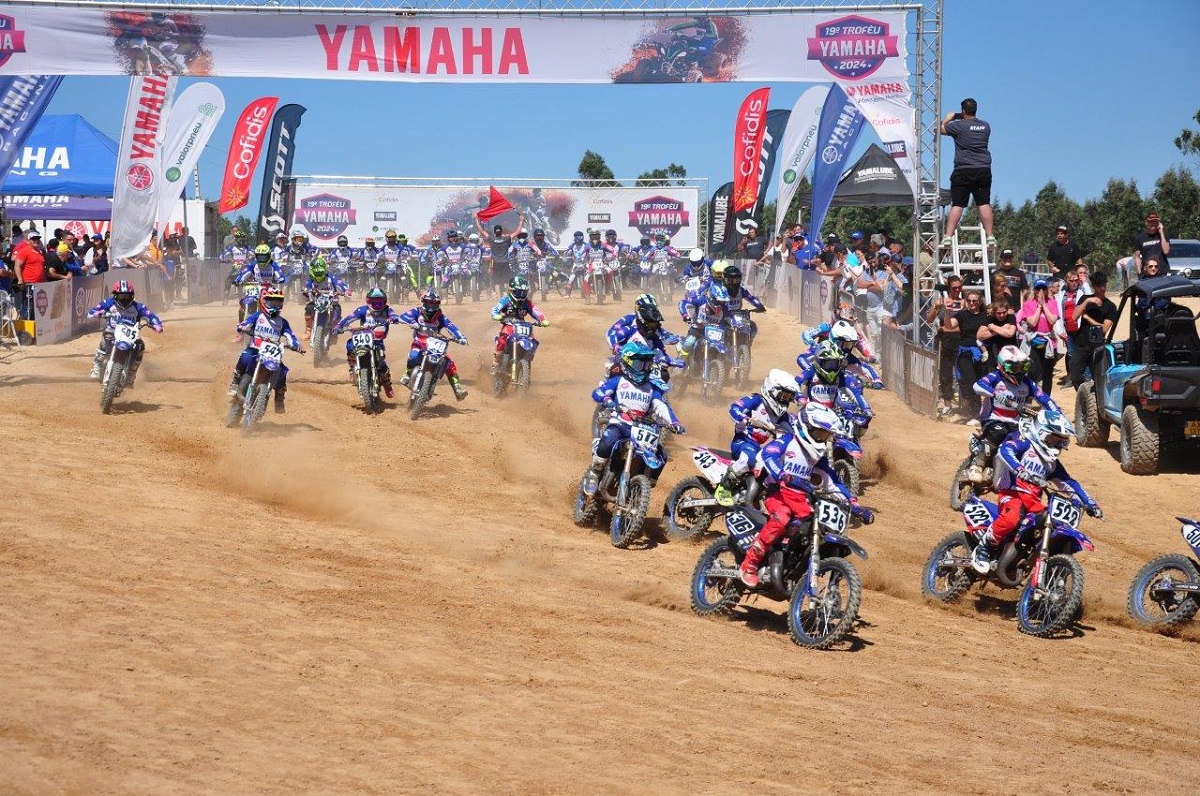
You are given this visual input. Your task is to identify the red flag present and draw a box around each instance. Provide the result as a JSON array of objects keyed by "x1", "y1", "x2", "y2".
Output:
[
  {"x1": 218, "y1": 97, "x2": 279, "y2": 214},
  {"x1": 476, "y1": 186, "x2": 515, "y2": 222},
  {"x1": 731, "y1": 87, "x2": 771, "y2": 214}
]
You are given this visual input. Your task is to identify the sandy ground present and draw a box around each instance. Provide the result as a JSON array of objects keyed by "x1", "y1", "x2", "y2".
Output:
[{"x1": 1, "y1": 288, "x2": 1198, "y2": 795}]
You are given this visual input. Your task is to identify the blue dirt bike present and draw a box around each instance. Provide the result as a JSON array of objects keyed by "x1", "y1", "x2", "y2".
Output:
[{"x1": 1127, "y1": 516, "x2": 1200, "y2": 628}]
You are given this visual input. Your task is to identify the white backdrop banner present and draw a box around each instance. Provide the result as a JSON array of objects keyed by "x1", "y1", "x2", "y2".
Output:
[
  {"x1": 291, "y1": 184, "x2": 701, "y2": 249},
  {"x1": 0, "y1": 10, "x2": 908, "y2": 85},
  {"x1": 845, "y1": 79, "x2": 918, "y2": 194},
  {"x1": 156, "y1": 82, "x2": 224, "y2": 228},
  {"x1": 109, "y1": 74, "x2": 176, "y2": 261}
]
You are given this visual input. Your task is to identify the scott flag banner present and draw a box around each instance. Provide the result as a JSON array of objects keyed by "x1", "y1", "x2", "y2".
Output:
[
  {"x1": 707, "y1": 181, "x2": 734, "y2": 256},
  {"x1": 0, "y1": 11, "x2": 908, "y2": 85},
  {"x1": 218, "y1": 97, "x2": 278, "y2": 214},
  {"x1": 807, "y1": 84, "x2": 865, "y2": 243},
  {"x1": 156, "y1": 82, "x2": 225, "y2": 226},
  {"x1": 729, "y1": 107, "x2": 790, "y2": 243},
  {"x1": 110, "y1": 75, "x2": 177, "y2": 261},
  {"x1": 772, "y1": 85, "x2": 830, "y2": 238},
  {"x1": 0, "y1": 75, "x2": 63, "y2": 182},
  {"x1": 257, "y1": 103, "x2": 306, "y2": 243},
  {"x1": 731, "y1": 87, "x2": 771, "y2": 214},
  {"x1": 844, "y1": 79, "x2": 918, "y2": 194}
]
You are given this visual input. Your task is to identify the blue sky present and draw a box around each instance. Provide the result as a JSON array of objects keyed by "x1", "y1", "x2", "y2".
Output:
[{"x1": 40, "y1": 0, "x2": 1200, "y2": 222}]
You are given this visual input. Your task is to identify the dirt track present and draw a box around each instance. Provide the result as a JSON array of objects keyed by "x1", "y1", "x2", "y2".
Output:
[{"x1": 2, "y1": 291, "x2": 1198, "y2": 794}]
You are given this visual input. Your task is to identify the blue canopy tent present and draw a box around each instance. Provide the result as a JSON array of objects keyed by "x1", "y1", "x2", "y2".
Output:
[{"x1": 1, "y1": 114, "x2": 117, "y2": 219}]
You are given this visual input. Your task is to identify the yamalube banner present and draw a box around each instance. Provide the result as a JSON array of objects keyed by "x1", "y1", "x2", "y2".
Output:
[
  {"x1": 290, "y1": 184, "x2": 701, "y2": 250},
  {"x1": 0, "y1": 10, "x2": 908, "y2": 85}
]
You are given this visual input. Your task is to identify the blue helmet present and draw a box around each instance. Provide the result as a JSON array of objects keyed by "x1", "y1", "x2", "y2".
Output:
[
  {"x1": 705, "y1": 283, "x2": 730, "y2": 309},
  {"x1": 619, "y1": 341, "x2": 656, "y2": 385}
]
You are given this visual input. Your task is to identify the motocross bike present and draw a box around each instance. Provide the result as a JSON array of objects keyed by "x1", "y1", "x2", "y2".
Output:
[
  {"x1": 573, "y1": 419, "x2": 683, "y2": 549},
  {"x1": 535, "y1": 258, "x2": 556, "y2": 302},
  {"x1": 829, "y1": 390, "x2": 872, "y2": 497},
  {"x1": 237, "y1": 282, "x2": 265, "y2": 325},
  {"x1": 674, "y1": 323, "x2": 728, "y2": 405},
  {"x1": 922, "y1": 485, "x2": 1098, "y2": 638},
  {"x1": 493, "y1": 319, "x2": 543, "y2": 398},
  {"x1": 727, "y1": 309, "x2": 757, "y2": 389},
  {"x1": 407, "y1": 324, "x2": 465, "y2": 421},
  {"x1": 654, "y1": 262, "x2": 677, "y2": 303},
  {"x1": 948, "y1": 414, "x2": 1035, "y2": 511},
  {"x1": 308, "y1": 291, "x2": 340, "y2": 368},
  {"x1": 446, "y1": 264, "x2": 467, "y2": 305},
  {"x1": 662, "y1": 444, "x2": 770, "y2": 541},
  {"x1": 690, "y1": 491, "x2": 868, "y2": 649},
  {"x1": 226, "y1": 334, "x2": 303, "y2": 435},
  {"x1": 98, "y1": 319, "x2": 146, "y2": 414},
  {"x1": 1127, "y1": 516, "x2": 1200, "y2": 628},
  {"x1": 344, "y1": 326, "x2": 389, "y2": 414}
]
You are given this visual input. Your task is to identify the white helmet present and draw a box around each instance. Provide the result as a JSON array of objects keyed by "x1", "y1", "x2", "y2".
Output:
[
  {"x1": 760, "y1": 369, "x2": 801, "y2": 418},
  {"x1": 830, "y1": 320, "x2": 860, "y2": 352},
  {"x1": 794, "y1": 403, "x2": 840, "y2": 458},
  {"x1": 468, "y1": 233, "x2": 480, "y2": 244},
  {"x1": 1029, "y1": 409, "x2": 1074, "y2": 464},
  {"x1": 689, "y1": 247, "x2": 705, "y2": 264},
  {"x1": 997, "y1": 345, "x2": 1031, "y2": 382}
]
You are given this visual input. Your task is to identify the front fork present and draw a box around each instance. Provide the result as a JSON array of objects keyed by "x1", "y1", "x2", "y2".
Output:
[
  {"x1": 614, "y1": 440, "x2": 635, "y2": 514},
  {"x1": 1030, "y1": 521, "x2": 1053, "y2": 590},
  {"x1": 806, "y1": 524, "x2": 822, "y2": 597}
]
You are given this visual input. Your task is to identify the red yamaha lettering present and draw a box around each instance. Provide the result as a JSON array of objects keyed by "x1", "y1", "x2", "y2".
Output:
[{"x1": 318, "y1": 24, "x2": 529, "y2": 76}]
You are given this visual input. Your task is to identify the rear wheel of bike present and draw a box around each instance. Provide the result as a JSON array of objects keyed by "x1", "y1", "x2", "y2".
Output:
[
  {"x1": 514, "y1": 359, "x2": 531, "y2": 396},
  {"x1": 242, "y1": 382, "x2": 271, "y2": 435},
  {"x1": 788, "y1": 557, "x2": 862, "y2": 649},
  {"x1": 99, "y1": 360, "x2": 124, "y2": 414},
  {"x1": 1126, "y1": 554, "x2": 1200, "y2": 628},
  {"x1": 690, "y1": 537, "x2": 744, "y2": 617},
  {"x1": 663, "y1": 476, "x2": 715, "y2": 541},
  {"x1": 357, "y1": 368, "x2": 376, "y2": 414},
  {"x1": 1017, "y1": 554, "x2": 1084, "y2": 637},
  {"x1": 832, "y1": 458, "x2": 861, "y2": 498},
  {"x1": 921, "y1": 531, "x2": 975, "y2": 603},
  {"x1": 949, "y1": 456, "x2": 984, "y2": 511},
  {"x1": 699, "y1": 359, "x2": 726, "y2": 406},
  {"x1": 572, "y1": 467, "x2": 599, "y2": 527},
  {"x1": 610, "y1": 474, "x2": 652, "y2": 549}
]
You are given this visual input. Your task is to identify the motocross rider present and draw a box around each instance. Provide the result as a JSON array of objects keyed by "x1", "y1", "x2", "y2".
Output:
[
  {"x1": 966, "y1": 345, "x2": 1062, "y2": 484},
  {"x1": 678, "y1": 283, "x2": 731, "y2": 363},
  {"x1": 507, "y1": 230, "x2": 542, "y2": 279},
  {"x1": 584, "y1": 342, "x2": 686, "y2": 494},
  {"x1": 437, "y1": 230, "x2": 469, "y2": 291},
  {"x1": 490, "y1": 276, "x2": 548, "y2": 373},
  {"x1": 86, "y1": 280, "x2": 164, "y2": 384},
  {"x1": 326, "y1": 235, "x2": 359, "y2": 286},
  {"x1": 235, "y1": 244, "x2": 286, "y2": 286},
  {"x1": 971, "y1": 410, "x2": 1102, "y2": 574},
  {"x1": 333, "y1": 287, "x2": 402, "y2": 399},
  {"x1": 359, "y1": 236, "x2": 384, "y2": 291},
  {"x1": 302, "y1": 257, "x2": 352, "y2": 339},
  {"x1": 228, "y1": 287, "x2": 305, "y2": 414},
  {"x1": 798, "y1": 319, "x2": 883, "y2": 388},
  {"x1": 562, "y1": 231, "x2": 590, "y2": 297},
  {"x1": 795, "y1": 341, "x2": 873, "y2": 432},
  {"x1": 720, "y1": 264, "x2": 765, "y2": 345},
  {"x1": 531, "y1": 228, "x2": 562, "y2": 285},
  {"x1": 605, "y1": 294, "x2": 683, "y2": 376},
  {"x1": 679, "y1": 247, "x2": 711, "y2": 284},
  {"x1": 397, "y1": 289, "x2": 469, "y2": 401},
  {"x1": 281, "y1": 230, "x2": 314, "y2": 285},
  {"x1": 714, "y1": 369, "x2": 802, "y2": 507},
  {"x1": 219, "y1": 228, "x2": 254, "y2": 294},
  {"x1": 381, "y1": 230, "x2": 417, "y2": 290},
  {"x1": 740, "y1": 403, "x2": 872, "y2": 588},
  {"x1": 270, "y1": 231, "x2": 289, "y2": 265}
]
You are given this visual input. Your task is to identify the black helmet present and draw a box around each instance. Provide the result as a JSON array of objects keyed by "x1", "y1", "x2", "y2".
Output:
[
  {"x1": 533, "y1": 228, "x2": 545, "y2": 239},
  {"x1": 337, "y1": 235, "x2": 348, "y2": 247},
  {"x1": 589, "y1": 230, "x2": 601, "y2": 241},
  {"x1": 722, "y1": 264, "x2": 743, "y2": 291},
  {"x1": 640, "y1": 236, "x2": 650, "y2": 247},
  {"x1": 508, "y1": 275, "x2": 530, "y2": 302},
  {"x1": 634, "y1": 295, "x2": 663, "y2": 335},
  {"x1": 573, "y1": 230, "x2": 584, "y2": 242},
  {"x1": 605, "y1": 229, "x2": 617, "y2": 241}
]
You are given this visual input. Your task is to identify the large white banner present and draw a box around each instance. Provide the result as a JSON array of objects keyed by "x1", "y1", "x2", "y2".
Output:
[
  {"x1": 291, "y1": 184, "x2": 701, "y2": 249},
  {"x1": 0, "y1": 10, "x2": 908, "y2": 85},
  {"x1": 110, "y1": 74, "x2": 176, "y2": 261},
  {"x1": 156, "y1": 81, "x2": 224, "y2": 228},
  {"x1": 845, "y1": 79, "x2": 918, "y2": 195},
  {"x1": 772, "y1": 85, "x2": 829, "y2": 238}
]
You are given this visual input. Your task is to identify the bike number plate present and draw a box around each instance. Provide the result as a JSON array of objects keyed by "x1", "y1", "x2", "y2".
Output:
[
  {"x1": 351, "y1": 331, "x2": 373, "y2": 349},
  {"x1": 963, "y1": 500, "x2": 993, "y2": 529},
  {"x1": 816, "y1": 500, "x2": 848, "y2": 533},
  {"x1": 244, "y1": 285, "x2": 260, "y2": 298},
  {"x1": 113, "y1": 324, "x2": 139, "y2": 345},
  {"x1": 512, "y1": 322, "x2": 533, "y2": 337},
  {"x1": 426, "y1": 337, "x2": 449, "y2": 355},
  {"x1": 685, "y1": 277, "x2": 702, "y2": 293},
  {"x1": 1182, "y1": 523, "x2": 1200, "y2": 549},
  {"x1": 631, "y1": 423, "x2": 660, "y2": 449},
  {"x1": 259, "y1": 341, "x2": 284, "y2": 362},
  {"x1": 704, "y1": 324, "x2": 723, "y2": 343},
  {"x1": 1048, "y1": 495, "x2": 1081, "y2": 530}
]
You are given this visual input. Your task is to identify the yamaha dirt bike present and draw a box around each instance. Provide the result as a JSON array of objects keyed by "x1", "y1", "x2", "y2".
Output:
[
  {"x1": 675, "y1": 323, "x2": 728, "y2": 405},
  {"x1": 237, "y1": 282, "x2": 264, "y2": 325},
  {"x1": 662, "y1": 443, "x2": 769, "y2": 541},
  {"x1": 407, "y1": 325, "x2": 465, "y2": 421},
  {"x1": 727, "y1": 309, "x2": 756, "y2": 389},
  {"x1": 493, "y1": 319, "x2": 543, "y2": 398},
  {"x1": 573, "y1": 419, "x2": 684, "y2": 549},
  {"x1": 308, "y1": 291, "x2": 340, "y2": 368},
  {"x1": 1127, "y1": 516, "x2": 1200, "y2": 628},
  {"x1": 653, "y1": 260, "x2": 677, "y2": 302},
  {"x1": 690, "y1": 491, "x2": 868, "y2": 649},
  {"x1": 922, "y1": 485, "x2": 1098, "y2": 637},
  {"x1": 535, "y1": 258, "x2": 556, "y2": 302},
  {"x1": 948, "y1": 414, "x2": 1034, "y2": 511},
  {"x1": 99, "y1": 319, "x2": 147, "y2": 414},
  {"x1": 585, "y1": 262, "x2": 609, "y2": 306},
  {"x1": 226, "y1": 334, "x2": 304, "y2": 435},
  {"x1": 830, "y1": 391, "x2": 871, "y2": 497},
  {"x1": 344, "y1": 325, "x2": 389, "y2": 414}
]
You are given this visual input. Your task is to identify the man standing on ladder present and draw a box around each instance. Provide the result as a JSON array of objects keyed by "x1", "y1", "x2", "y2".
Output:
[{"x1": 940, "y1": 98, "x2": 995, "y2": 253}]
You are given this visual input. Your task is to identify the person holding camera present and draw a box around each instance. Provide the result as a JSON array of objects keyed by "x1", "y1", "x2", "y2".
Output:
[
  {"x1": 926, "y1": 274, "x2": 965, "y2": 417},
  {"x1": 940, "y1": 98, "x2": 994, "y2": 249},
  {"x1": 1069, "y1": 271, "x2": 1117, "y2": 388}
]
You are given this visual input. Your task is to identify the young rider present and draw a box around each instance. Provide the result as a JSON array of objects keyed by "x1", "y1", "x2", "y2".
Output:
[
  {"x1": 333, "y1": 287, "x2": 403, "y2": 399},
  {"x1": 490, "y1": 275, "x2": 549, "y2": 373},
  {"x1": 228, "y1": 287, "x2": 305, "y2": 414},
  {"x1": 720, "y1": 264, "x2": 765, "y2": 346},
  {"x1": 966, "y1": 345, "x2": 1062, "y2": 483},
  {"x1": 714, "y1": 369, "x2": 802, "y2": 507},
  {"x1": 605, "y1": 294, "x2": 683, "y2": 375},
  {"x1": 235, "y1": 244, "x2": 286, "y2": 287},
  {"x1": 397, "y1": 289, "x2": 469, "y2": 401},
  {"x1": 302, "y1": 257, "x2": 352, "y2": 339},
  {"x1": 678, "y1": 283, "x2": 730, "y2": 364},
  {"x1": 86, "y1": 280, "x2": 164, "y2": 384}
]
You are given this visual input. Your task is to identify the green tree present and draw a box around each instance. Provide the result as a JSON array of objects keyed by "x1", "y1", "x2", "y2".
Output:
[
  {"x1": 1174, "y1": 109, "x2": 1200, "y2": 158},
  {"x1": 1150, "y1": 166, "x2": 1200, "y2": 240},
  {"x1": 634, "y1": 162, "x2": 687, "y2": 187},
  {"x1": 1077, "y1": 178, "x2": 1144, "y2": 268},
  {"x1": 573, "y1": 150, "x2": 619, "y2": 187}
]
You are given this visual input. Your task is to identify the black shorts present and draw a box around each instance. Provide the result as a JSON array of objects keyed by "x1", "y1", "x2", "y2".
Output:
[{"x1": 949, "y1": 168, "x2": 992, "y2": 208}]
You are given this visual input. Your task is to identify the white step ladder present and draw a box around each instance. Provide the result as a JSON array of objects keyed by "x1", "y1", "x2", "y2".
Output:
[{"x1": 939, "y1": 225, "x2": 993, "y2": 303}]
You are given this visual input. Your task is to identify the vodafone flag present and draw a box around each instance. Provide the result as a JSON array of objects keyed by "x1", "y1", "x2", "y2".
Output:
[
  {"x1": 772, "y1": 85, "x2": 830, "y2": 238},
  {"x1": 731, "y1": 87, "x2": 770, "y2": 214},
  {"x1": 110, "y1": 75, "x2": 177, "y2": 261},
  {"x1": 156, "y1": 82, "x2": 225, "y2": 227},
  {"x1": 218, "y1": 97, "x2": 278, "y2": 214}
]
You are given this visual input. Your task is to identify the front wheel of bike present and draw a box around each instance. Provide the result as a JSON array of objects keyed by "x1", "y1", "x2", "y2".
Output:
[
  {"x1": 832, "y1": 457, "x2": 861, "y2": 498},
  {"x1": 690, "y1": 538, "x2": 743, "y2": 617},
  {"x1": 572, "y1": 467, "x2": 600, "y2": 527},
  {"x1": 241, "y1": 382, "x2": 271, "y2": 436},
  {"x1": 409, "y1": 378, "x2": 431, "y2": 421},
  {"x1": 788, "y1": 557, "x2": 862, "y2": 649},
  {"x1": 357, "y1": 368, "x2": 376, "y2": 414},
  {"x1": 699, "y1": 359, "x2": 726, "y2": 406},
  {"x1": 99, "y1": 360, "x2": 124, "y2": 414},
  {"x1": 1126, "y1": 554, "x2": 1200, "y2": 628},
  {"x1": 1017, "y1": 554, "x2": 1084, "y2": 638},
  {"x1": 610, "y1": 474, "x2": 652, "y2": 549}
]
